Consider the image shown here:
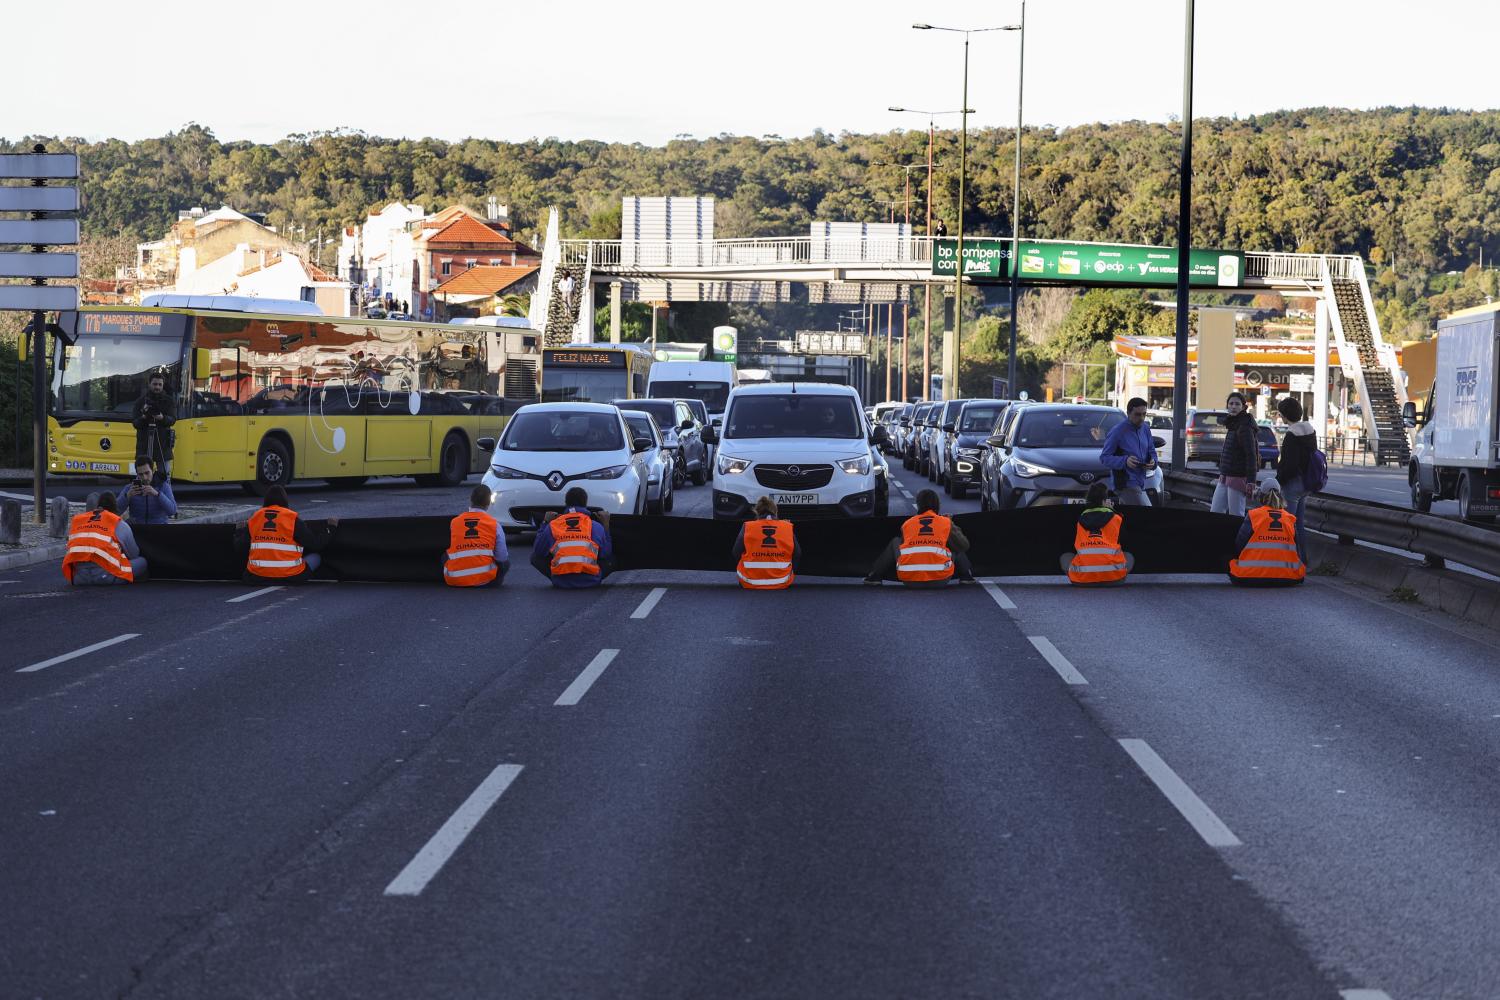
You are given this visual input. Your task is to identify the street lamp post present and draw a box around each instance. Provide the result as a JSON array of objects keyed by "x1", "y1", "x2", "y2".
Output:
[
  {"x1": 913, "y1": 23, "x2": 1019, "y2": 401},
  {"x1": 1007, "y1": 1, "x2": 1026, "y2": 399}
]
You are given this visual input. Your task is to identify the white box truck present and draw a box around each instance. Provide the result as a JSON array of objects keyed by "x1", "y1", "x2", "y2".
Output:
[{"x1": 1408, "y1": 302, "x2": 1500, "y2": 521}]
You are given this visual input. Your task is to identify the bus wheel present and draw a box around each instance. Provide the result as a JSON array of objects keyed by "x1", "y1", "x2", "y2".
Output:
[
  {"x1": 418, "y1": 433, "x2": 469, "y2": 487},
  {"x1": 245, "y1": 438, "x2": 293, "y2": 496}
]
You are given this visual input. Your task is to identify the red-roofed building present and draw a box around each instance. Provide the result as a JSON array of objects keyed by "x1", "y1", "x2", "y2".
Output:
[
  {"x1": 432, "y1": 263, "x2": 540, "y2": 319},
  {"x1": 415, "y1": 213, "x2": 539, "y2": 316}
]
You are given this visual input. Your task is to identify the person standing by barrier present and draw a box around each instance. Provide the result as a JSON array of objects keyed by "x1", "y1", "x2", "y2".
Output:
[
  {"x1": 62, "y1": 492, "x2": 147, "y2": 585},
  {"x1": 863, "y1": 489, "x2": 975, "y2": 586},
  {"x1": 1062, "y1": 482, "x2": 1132, "y2": 585},
  {"x1": 1211, "y1": 391, "x2": 1260, "y2": 518},
  {"x1": 117, "y1": 456, "x2": 177, "y2": 525},
  {"x1": 732, "y1": 496, "x2": 800, "y2": 589},
  {"x1": 1274, "y1": 397, "x2": 1319, "y2": 565},
  {"x1": 444, "y1": 484, "x2": 509, "y2": 587},
  {"x1": 1099, "y1": 397, "x2": 1158, "y2": 506},
  {"x1": 1229, "y1": 481, "x2": 1306, "y2": 586},
  {"x1": 132, "y1": 370, "x2": 177, "y2": 479},
  {"x1": 235, "y1": 486, "x2": 338, "y2": 584},
  {"x1": 531, "y1": 487, "x2": 613, "y2": 588}
]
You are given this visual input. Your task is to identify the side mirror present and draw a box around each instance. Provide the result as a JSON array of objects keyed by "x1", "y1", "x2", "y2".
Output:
[
  {"x1": 632, "y1": 436, "x2": 653, "y2": 453},
  {"x1": 477, "y1": 436, "x2": 496, "y2": 453},
  {"x1": 942, "y1": 422, "x2": 955, "y2": 433},
  {"x1": 870, "y1": 424, "x2": 889, "y2": 445},
  {"x1": 986, "y1": 434, "x2": 1006, "y2": 448},
  {"x1": 702, "y1": 425, "x2": 719, "y2": 445},
  {"x1": 1152, "y1": 436, "x2": 1167, "y2": 449},
  {"x1": 680, "y1": 418, "x2": 694, "y2": 430},
  {"x1": 1401, "y1": 401, "x2": 1417, "y2": 427}
]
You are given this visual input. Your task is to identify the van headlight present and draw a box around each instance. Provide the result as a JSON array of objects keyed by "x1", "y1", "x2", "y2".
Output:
[
  {"x1": 837, "y1": 455, "x2": 870, "y2": 475},
  {"x1": 717, "y1": 453, "x2": 750, "y2": 475}
]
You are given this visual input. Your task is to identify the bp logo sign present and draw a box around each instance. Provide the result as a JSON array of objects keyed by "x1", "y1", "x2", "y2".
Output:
[{"x1": 713, "y1": 327, "x2": 738, "y2": 359}]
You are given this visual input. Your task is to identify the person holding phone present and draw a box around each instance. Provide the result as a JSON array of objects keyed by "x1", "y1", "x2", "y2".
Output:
[
  {"x1": 116, "y1": 456, "x2": 178, "y2": 525},
  {"x1": 1098, "y1": 397, "x2": 1158, "y2": 506}
]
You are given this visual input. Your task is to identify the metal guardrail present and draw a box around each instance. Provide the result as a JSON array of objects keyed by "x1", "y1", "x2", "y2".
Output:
[{"x1": 1165, "y1": 469, "x2": 1500, "y2": 578}]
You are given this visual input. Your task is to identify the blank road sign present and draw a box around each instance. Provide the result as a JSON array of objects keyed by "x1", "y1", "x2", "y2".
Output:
[
  {"x1": 0, "y1": 219, "x2": 80, "y2": 245},
  {"x1": 0, "y1": 285, "x2": 79, "y2": 311},
  {"x1": 0, "y1": 187, "x2": 79, "y2": 211},
  {"x1": 0, "y1": 153, "x2": 79, "y2": 179},
  {"x1": 0, "y1": 251, "x2": 78, "y2": 278}
]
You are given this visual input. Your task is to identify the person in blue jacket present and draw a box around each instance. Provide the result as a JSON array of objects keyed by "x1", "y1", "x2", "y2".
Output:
[
  {"x1": 530, "y1": 487, "x2": 614, "y2": 588},
  {"x1": 1098, "y1": 397, "x2": 1158, "y2": 506},
  {"x1": 116, "y1": 456, "x2": 178, "y2": 525}
]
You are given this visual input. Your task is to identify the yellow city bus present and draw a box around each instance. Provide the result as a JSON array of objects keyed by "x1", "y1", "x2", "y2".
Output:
[
  {"x1": 541, "y1": 344, "x2": 654, "y2": 402},
  {"x1": 48, "y1": 305, "x2": 541, "y2": 493}
]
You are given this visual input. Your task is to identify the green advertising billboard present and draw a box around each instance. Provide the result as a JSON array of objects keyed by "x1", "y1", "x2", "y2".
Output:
[{"x1": 932, "y1": 238, "x2": 1243, "y2": 288}]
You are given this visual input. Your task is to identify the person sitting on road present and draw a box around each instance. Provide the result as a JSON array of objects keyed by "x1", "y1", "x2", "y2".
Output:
[
  {"x1": 864, "y1": 488, "x2": 975, "y2": 586},
  {"x1": 1062, "y1": 482, "x2": 1133, "y2": 585},
  {"x1": 732, "y1": 496, "x2": 801, "y2": 589},
  {"x1": 1098, "y1": 397, "x2": 1158, "y2": 506},
  {"x1": 444, "y1": 484, "x2": 509, "y2": 587},
  {"x1": 531, "y1": 487, "x2": 613, "y2": 588},
  {"x1": 235, "y1": 486, "x2": 338, "y2": 584},
  {"x1": 116, "y1": 456, "x2": 178, "y2": 525},
  {"x1": 1229, "y1": 481, "x2": 1306, "y2": 587},
  {"x1": 62, "y1": 491, "x2": 148, "y2": 586}
]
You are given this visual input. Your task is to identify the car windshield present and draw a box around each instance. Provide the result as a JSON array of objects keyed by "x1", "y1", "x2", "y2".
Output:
[
  {"x1": 960, "y1": 405, "x2": 1004, "y2": 432},
  {"x1": 649, "y1": 380, "x2": 730, "y2": 411},
  {"x1": 623, "y1": 413, "x2": 658, "y2": 443},
  {"x1": 617, "y1": 400, "x2": 677, "y2": 425},
  {"x1": 1191, "y1": 411, "x2": 1227, "y2": 428},
  {"x1": 1015, "y1": 410, "x2": 1125, "y2": 448},
  {"x1": 725, "y1": 394, "x2": 862, "y2": 439},
  {"x1": 501, "y1": 410, "x2": 625, "y2": 452},
  {"x1": 1257, "y1": 426, "x2": 1277, "y2": 444}
]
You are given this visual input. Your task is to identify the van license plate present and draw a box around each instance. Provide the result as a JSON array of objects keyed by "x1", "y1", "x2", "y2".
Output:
[{"x1": 773, "y1": 493, "x2": 819, "y2": 505}]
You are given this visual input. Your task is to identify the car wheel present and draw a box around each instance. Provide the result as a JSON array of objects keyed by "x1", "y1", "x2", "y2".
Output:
[
  {"x1": 953, "y1": 482, "x2": 967, "y2": 500},
  {"x1": 979, "y1": 487, "x2": 991, "y2": 511},
  {"x1": 1410, "y1": 465, "x2": 1433, "y2": 513},
  {"x1": 664, "y1": 482, "x2": 674, "y2": 513},
  {"x1": 690, "y1": 464, "x2": 708, "y2": 487},
  {"x1": 943, "y1": 474, "x2": 952, "y2": 496},
  {"x1": 245, "y1": 437, "x2": 293, "y2": 496},
  {"x1": 874, "y1": 494, "x2": 889, "y2": 517},
  {"x1": 997, "y1": 482, "x2": 1017, "y2": 510}
]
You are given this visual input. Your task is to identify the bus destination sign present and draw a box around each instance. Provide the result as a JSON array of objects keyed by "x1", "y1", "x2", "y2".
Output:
[{"x1": 543, "y1": 349, "x2": 626, "y2": 367}]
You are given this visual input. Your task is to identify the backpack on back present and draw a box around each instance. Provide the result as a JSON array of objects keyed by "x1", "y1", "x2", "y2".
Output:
[{"x1": 1303, "y1": 446, "x2": 1328, "y2": 493}]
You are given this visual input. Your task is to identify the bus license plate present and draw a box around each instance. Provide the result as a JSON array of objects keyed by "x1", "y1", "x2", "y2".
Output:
[{"x1": 773, "y1": 493, "x2": 819, "y2": 505}]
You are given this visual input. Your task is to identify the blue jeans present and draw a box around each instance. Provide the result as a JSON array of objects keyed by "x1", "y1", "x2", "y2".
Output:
[{"x1": 1282, "y1": 476, "x2": 1309, "y2": 564}]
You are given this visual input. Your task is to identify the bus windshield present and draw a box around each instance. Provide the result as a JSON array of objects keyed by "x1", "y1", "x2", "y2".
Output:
[
  {"x1": 53, "y1": 332, "x2": 187, "y2": 422},
  {"x1": 648, "y1": 380, "x2": 730, "y2": 412},
  {"x1": 541, "y1": 371, "x2": 629, "y2": 403}
]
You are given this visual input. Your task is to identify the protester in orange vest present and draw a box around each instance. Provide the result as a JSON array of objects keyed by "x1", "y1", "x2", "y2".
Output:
[
  {"x1": 1229, "y1": 481, "x2": 1306, "y2": 586},
  {"x1": 863, "y1": 489, "x2": 975, "y2": 586},
  {"x1": 1062, "y1": 482, "x2": 1133, "y2": 585},
  {"x1": 444, "y1": 484, "x2": 510, "y2": 587},
  {"x1": 732, "y1": 496, "x2": 801, "y2": 589},
  {"x1": 62, "y1": 492, "x2": 147, "y2": 585},
  {"x1": 530, "y1": 487, "x2": 613, "y2": 588},
  {"x1": 234, "y1": 486, "x2": 338, "y2": 583}
]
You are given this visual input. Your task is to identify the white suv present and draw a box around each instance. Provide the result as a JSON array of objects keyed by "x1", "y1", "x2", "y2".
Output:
[
  {"x1": 711, "y1": 383, "x2": 887, "y2": 520},
  {"x1": 480, "y1": 402, "x2": 651, "y2": 528}
]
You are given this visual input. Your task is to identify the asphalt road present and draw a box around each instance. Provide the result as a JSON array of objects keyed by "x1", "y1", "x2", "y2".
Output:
[{"x1": 3, "y1": 459, "x2": 1497, "y2": 999}]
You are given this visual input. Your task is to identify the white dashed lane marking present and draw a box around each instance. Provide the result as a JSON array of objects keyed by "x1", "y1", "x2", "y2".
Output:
[
  {"x1": 1119, "y1": 739, "x2": 1242, "y2": 848},
  {"x1": 384, "y1": 763, "x2": 524, "y2": 897},
  {"x1": 555, "y1": 649, "x2": 619, "y2": 706},
  {"x1": 226, "y1": 586, "x2": 284, "y2": 604},
  {"x1": 16, "y1": 634, "x2": 141, "y2": 674},
  {"x1": 982, "y1": 581, "x2": 1017, "y2": 611},
  {"x1": 1027, "y1": 636, "x2": 1088, "y2": 685},
  {"x1": 630, "y1": 588, "x2": 666, "y2": 620}
]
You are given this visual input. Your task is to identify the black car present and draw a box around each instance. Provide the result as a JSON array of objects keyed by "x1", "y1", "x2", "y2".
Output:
[{"x1": 944, "y1": 399, "x2": 1009, "y2": 499}]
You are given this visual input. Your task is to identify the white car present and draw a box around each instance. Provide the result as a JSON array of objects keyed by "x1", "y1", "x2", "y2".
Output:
[
  {"x1": 711, "y1": 382, "x2": 887, "y2": 520},
  {"x1": 619, "y1": 409, "x2": 676, "y2": 515},
  {"x1": 479, "y1": 402, "x2": 651, "y2": 528}
]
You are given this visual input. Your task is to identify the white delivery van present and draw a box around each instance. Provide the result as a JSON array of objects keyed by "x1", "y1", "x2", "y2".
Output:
[
  {"x1": 1408, "y1": 302, "x2": 1500, "y2": 521},
  {"x1": 647, "y1": 360, "x2": 738, "y2": 426}
]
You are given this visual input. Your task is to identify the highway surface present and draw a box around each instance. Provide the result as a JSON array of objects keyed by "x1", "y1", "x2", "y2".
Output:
[{"x1": 4, "y1": 462, "x2": 1498, "y2": 999}]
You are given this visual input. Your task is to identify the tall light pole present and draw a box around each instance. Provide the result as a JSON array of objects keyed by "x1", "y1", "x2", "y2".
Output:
[
  {"x1": 889, "y1": 107, "x2": 964, "y2": 400},
  {"x1": 913, "y1": 24, "x2": 1017, "y2": 401},
  {"x1": 1171, "y1": 0, "x2": 1195, "y2": 471},
  {"x1": 1007, "y1": 2, "x2": 1026, "y2": 399}
]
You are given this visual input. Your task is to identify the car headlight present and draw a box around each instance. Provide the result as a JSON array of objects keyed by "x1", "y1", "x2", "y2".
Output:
[
  {"x1": 583, "y1": 465, "x2": 628, "y2": 479},
  {"x1": 837, "y1": 455, "x2": 870, "y2": 475},
  {"x1": 489, "y1": 464, "x2": 528, "y2": 479},
  {"x1": 957, "y1": 447, "x2": 983, "y2": 459},
  {"x1": 1011, "y1": 460, "x2": 1055, "y2": 478},
  {"x1": 717, "y1": 453, "x2": 750, "y2": 475}
]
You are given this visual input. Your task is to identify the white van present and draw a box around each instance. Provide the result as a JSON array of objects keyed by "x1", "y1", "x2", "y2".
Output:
[{"x1": 647, "y1": 360, "x2": 737, "y2": 426}]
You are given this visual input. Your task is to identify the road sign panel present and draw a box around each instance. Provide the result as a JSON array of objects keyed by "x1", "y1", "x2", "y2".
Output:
[
  {"x1": 933, "y1": 237, "x2": 1243, "y2": 288},
  {"x1": 0, "y1": 187, "x2": 78, "y2": 212},
  {"x1": 0, "y1": 285, "x2": 78, "y2": 311},
  {"x1": 0, "y1": 218, "x2": 79, "y2": 245},
  {"x1": 0, "y1": 252, "x2": 78, "y2": 278},
  {"x1": 0, "y1": 153, "x2": 79, "y2": 179}
]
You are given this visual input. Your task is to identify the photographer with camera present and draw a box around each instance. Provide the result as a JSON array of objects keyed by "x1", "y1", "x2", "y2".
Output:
[
  {"x1": 132, "y1": 370, "x2": 177, "y2": 478},
  {"x1": 116, "y1": 455, "x2": 177, "y2": 525}
]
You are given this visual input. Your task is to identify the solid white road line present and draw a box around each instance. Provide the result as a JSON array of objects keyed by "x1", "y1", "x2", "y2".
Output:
[
  {"x1": 1027, "y1": 636, "x2": 1088, "y2": 685},
  {"x1": 16, "y1": 633, "x2": 141, "y2": 674},
  {"x1": 555, "y1": 649, "x2": 619, "y2": 706},
  {"x1": 1339, "y1": 990, "x2": 1393, "y2": 1000},
  {"x1": 630, "y1": 587, "x2": 667, "y2": 620},
  {"x1": 384, "y1": 763, "x2": 524, "y2": 897},
  {"x1": 1119, "y1": 739, "x2": 1242, "y2": 848},
  {"x1": 226, "y1": 586, "x2": 283, "y2": 604},
  {"x1": 982, "y1": 581, "x2": 1017, "y2": 611}
]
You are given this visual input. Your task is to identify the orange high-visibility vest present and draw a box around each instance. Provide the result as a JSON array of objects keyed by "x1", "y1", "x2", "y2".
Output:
[
  {"x1": 737, "y1": 518, "x2": 795, "y2": 589},
  {"x1": 61, "y1": 509, "x2": 133, "y2": 584},
  {"x1": 1230, "y1": 507, "x2": 1306, "y2": 584},
  {"x1": 1067, "y1": 510, "x2": 1129, "y2": 585},
  {"x1": 444, "y1": 510, "x2": 499, "y2": 587},
  {"x1": 897, "y1": 511, "x2": 953, "y2": 583},
  {"x1": 549, "y1": 511, "x2": 600, "y2": 576},
  {"x1": 246, "y1": 505, "x2": 306, "y2": 579}
]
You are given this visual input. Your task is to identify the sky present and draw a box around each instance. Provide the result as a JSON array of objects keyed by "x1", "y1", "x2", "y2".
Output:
[{"x1": 6, "y1": 0, "x2": 1497, "y2": 145}]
